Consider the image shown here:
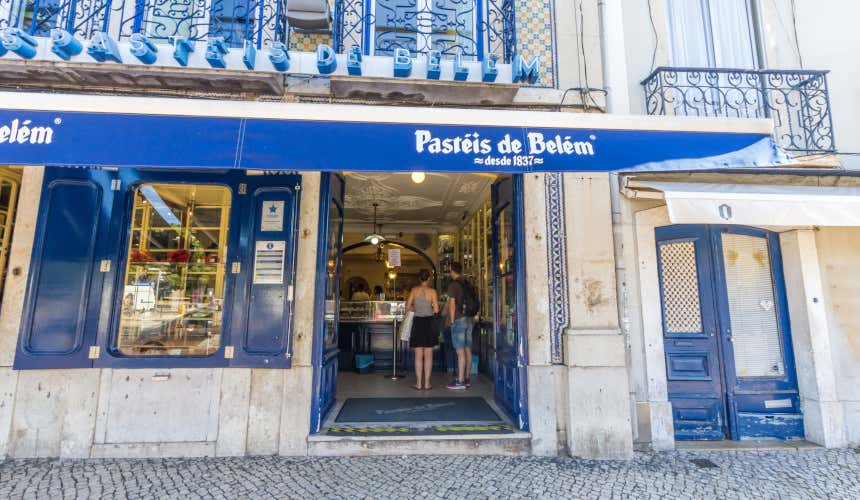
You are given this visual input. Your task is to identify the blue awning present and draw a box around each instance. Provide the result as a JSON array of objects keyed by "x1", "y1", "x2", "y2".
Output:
[{"x1": 0, "y1": 94, "x2": 791, "y2": 173}]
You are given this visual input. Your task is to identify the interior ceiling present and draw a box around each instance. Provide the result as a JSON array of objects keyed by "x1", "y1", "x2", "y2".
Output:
[{"x1": 342, "y1": 172, "x2": 495, "y2": 231}]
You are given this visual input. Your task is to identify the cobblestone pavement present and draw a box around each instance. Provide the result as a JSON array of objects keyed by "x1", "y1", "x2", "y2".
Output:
[{"x1": 1, "y1": 449, "x2": 859, "y2": 499}]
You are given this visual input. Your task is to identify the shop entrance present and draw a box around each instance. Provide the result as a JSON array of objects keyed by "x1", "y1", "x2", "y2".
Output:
[
  {"x1": 656, "y1": 224, "x2": 803, "y2": 441},
  {"x1": 310, "y1": 172, "x2": 528, "y2": 436}
]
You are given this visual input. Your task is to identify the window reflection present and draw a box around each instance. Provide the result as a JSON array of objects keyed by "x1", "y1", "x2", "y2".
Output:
[
  {"x1": 324, "y1": 201, "x2": 343, "y2": 349},
  {"x1": 118, "y1": 184, "x2": 231, "y2": 356}
]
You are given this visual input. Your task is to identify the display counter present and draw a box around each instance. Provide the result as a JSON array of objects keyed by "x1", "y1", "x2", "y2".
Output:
[
  {"x1": 337, "y1": 301, "x2": 406, "y2": 372},
  {"x1": 339, "y1": 300, "x2": 406, "y2": 322}
]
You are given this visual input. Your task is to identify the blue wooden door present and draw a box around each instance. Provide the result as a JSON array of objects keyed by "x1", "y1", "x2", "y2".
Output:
[
  {"x1": 710, "y1": 225, "x2": 803, "y2": 440},
  {"x1": 311, "y1": 174, "x2": 345, "y2": 432},
  {"x1": 656, "y1": 225, "x2": 803, "y2": 441},
  {"x1": 656, "y1": 225, "x2": 726, "y2": 440},
  {"x1": 491, "y1": 176, "x2": 528, "y2": 430}
]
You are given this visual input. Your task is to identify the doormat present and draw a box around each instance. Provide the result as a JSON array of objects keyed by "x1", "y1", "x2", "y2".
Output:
[
  {"x1": 335, "y1": 397, "x2": 502, "y2": 423},
  {"x1": 326, "y1": 424, "x2": 517, "y2": 436}
]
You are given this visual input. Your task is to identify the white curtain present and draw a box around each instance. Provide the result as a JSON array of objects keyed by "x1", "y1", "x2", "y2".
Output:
[
  {"x1": 709, "y1": 0, "x2": 757, "y2": 68},
  {"x1": 666, "y1": 0, "x2": 758, "y2": 68},
  {"x1": 666, "y1": 0, "x2": 710, "y2": 66}
]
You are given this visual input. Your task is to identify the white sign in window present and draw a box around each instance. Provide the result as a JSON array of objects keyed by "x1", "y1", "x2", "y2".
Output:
[
  {"x1": 253, "y1": 240, "x2": 286, "y2": 284},
  {"x1": 261, "y1": 201, "x2": 285, "y2": 232}
]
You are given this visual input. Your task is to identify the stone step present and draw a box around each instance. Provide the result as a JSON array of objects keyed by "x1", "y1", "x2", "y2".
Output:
[{"x1": 307, "y1": 432, "x2": 532, "y2": 456}]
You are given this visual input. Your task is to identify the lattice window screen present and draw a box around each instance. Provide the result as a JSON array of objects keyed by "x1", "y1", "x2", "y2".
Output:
[
  {"x1": 721, "y1": 233, "x2": 784, "y2": 377},
  {"x1": 658, "y1": 241, "x2": 703, "y2": 333}
]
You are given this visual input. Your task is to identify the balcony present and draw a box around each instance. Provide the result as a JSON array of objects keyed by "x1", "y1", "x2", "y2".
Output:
[
  {"x1": 0, "y1": 0, "x2": 516, "y2": 97},
  {"x1": 333, "y1": 0, "x2": 515, "y2": 62},
  {"x1": 642, "y1": 67, "x2": 835, "y2": 156},
  {"x1": 0, "y1": 0, "x2": 288, "y2": 48}
]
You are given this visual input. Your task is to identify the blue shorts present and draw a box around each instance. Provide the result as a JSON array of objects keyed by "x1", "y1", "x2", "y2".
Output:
[{"x1": 451, "y1": 317, "x2": 474, "y2": 350}]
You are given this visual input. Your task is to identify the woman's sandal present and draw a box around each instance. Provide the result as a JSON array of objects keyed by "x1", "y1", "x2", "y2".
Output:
[
  {"x1": 411, "y1": 384, "x2": 422, "y2": 390},
  {"x1": 423, "y1": 385, "x2": 433, "y2": 390}
]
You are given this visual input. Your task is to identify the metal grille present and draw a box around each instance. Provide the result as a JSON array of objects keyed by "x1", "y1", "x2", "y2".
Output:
[
  {"x1": 641, "y1": 67, "x2": 835, "y2": 155},
  {"x1": 721, "y1": 233, "x2": 784, "y2": 378},
  {"x1": 658, "y1": 241, "x2": 703, "y2": 334}
]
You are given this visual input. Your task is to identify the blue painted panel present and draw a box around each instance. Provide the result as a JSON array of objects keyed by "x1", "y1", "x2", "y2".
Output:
[
  {"x1": 736, "y1": 412, "x2": 804, "y2": 440},
  {"x1": 15, "y1": 169, "x2": 114, "y2": 370},
  {"x1": 19, "y1": 180, "x2": 100, "y2": 355},
  {"x1": 672, "y1": 396, "x2": 725, "y2": 441},
  {"x1": 0, "y1": 110, "x2": 787, "y2": 173},
  {"x1": 666, "y1": 350, "x2": 713, "y2": 381},
  {"x1": 234, "y1": 185, "x2": 299, "y2": 365}
]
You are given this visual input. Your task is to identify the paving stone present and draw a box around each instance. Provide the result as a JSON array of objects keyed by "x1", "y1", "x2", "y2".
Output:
[{"x1": 0, "y1": 449, "x2": 859, "y2": 499}]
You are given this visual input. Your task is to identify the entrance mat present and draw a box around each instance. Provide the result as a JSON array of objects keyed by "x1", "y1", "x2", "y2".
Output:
[
  {"x1": 326, "y1": 424, "x2": 517, "y2": 436},
  {"x1": 335, "y1": 397, "x2": 502, "y2": 423}
]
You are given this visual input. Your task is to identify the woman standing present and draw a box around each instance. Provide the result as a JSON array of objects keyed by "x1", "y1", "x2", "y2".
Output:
[{"x1": 405, "y1": 269, "x2": 440, "y2": 390}]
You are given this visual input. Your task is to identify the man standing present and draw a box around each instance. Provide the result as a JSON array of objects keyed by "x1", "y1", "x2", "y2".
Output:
[{"x1": 446, "y1": 262, "x2": 474, "y2": 390}]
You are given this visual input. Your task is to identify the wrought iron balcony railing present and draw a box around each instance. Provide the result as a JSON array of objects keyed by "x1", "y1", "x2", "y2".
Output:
[
  {"x1": 642, "y1": 67, "x2": 835, "y2": 155},
  {"x1": 0, "y1": 0, "x2": 289, "y2": 49},
  {"x1": 0, "y1": 0, "x2": 515, "y2": 61},
  {"x1": 333, "y1": 0, "x2": 515, "y2": 62}
]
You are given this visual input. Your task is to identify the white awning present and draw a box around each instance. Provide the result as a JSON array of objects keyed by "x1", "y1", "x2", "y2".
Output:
[{"x1": 628, "y1": 181, "x2": 860, "y2": 226}]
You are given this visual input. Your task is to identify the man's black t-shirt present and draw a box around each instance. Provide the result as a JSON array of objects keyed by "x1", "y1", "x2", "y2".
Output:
[{"x1": 446, "y1": 280, "x2": 465, "y2": 320}]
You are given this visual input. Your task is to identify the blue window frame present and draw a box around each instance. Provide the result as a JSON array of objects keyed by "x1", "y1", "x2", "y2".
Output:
[
  {"x1": 14, "y1": 167, "x2": 302, "y2": 370},
  {"x1": 372, "y1": 0, "x2": 477, "y2": 58},
  {"x1": 334, "y1": 0, "x2": 515, "y2": 62}
]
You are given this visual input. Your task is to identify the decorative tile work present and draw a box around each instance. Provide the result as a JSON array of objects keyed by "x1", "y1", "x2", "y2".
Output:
[
  {"x1": 544, "y1": 172, "x2": 569, "y2": 363},
  {"x1": 289, "y1": 31, "x2": 334, "y2": 52},
  {"x1": 289, "y1": 0, "x2": 335, "y2": 52},
  {"x1": 516, "y1": 0, "x2": 558, "y2": 88}
]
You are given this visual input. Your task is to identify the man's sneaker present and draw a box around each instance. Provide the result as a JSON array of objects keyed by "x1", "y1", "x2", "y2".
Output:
[
  {"x1": 446, "y1": 380, "x2": 466, "y2": 390},
  {"x1": 464, "y1": 378, "x2": 472, "y2": 388}
]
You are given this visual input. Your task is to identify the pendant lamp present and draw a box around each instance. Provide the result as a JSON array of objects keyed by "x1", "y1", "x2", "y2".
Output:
[{"x1": 364, "y1": 203, "x2": 385, "y2": 246}]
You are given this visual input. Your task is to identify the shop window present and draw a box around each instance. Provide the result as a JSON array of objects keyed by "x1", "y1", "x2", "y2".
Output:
[{"x1": 117, "y1": 183, "x2": 231, "y2": 357}]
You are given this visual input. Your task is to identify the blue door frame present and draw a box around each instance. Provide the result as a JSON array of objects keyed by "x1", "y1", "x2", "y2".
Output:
[
  {"x1": 309, "y1": 173, "x2": 529, "y2": 432},
  {"x1": 656, "y1": 224, "x2": 803, "y2": 441},
  {"x1": 310, "y1": 174, "x2": 345, "y2": 432},
  {"x1": 491, "y1": 175, "x2": 529, "y2": 430}
]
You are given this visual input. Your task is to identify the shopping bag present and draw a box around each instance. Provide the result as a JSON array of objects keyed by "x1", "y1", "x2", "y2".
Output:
[{"x1": 399, "y1": 311, "x2": 414, "y2": 342}]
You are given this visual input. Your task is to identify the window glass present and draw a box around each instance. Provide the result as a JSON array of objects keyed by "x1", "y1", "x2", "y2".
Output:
[
  {"x1": 324, "y1": 200, "x2": 343, "y2": 350},
  {"x1": 667, "y1": 0, "x2": 757, "y2": 68},
  {"x1": 721, "y1": 233, "x2": 785, "y2": 377},
  {"x1": 118, "y1": 183, "x2": 231, "y2": 356},
  {"x1": 209, "y1": 0, "x2": 259, "y2": 48},
  {"x1": 374, "y1": 0, "x2": 476, "y2": 58}
]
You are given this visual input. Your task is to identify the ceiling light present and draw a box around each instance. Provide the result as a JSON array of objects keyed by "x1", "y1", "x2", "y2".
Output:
[
  {"x1": 364, "y1": 203, "x2": 385, "y2": 247},
  {"x1": 411, "y1": 172, "x2": 426, "y2": 184}
]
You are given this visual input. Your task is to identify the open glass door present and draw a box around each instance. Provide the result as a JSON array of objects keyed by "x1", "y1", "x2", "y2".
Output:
[
  {"x1": 491, "y1": 175, "x2": 528, "y2": 430},
  {"x1": 311, "y1": 174, "x2": 345, "y2": 432}
]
